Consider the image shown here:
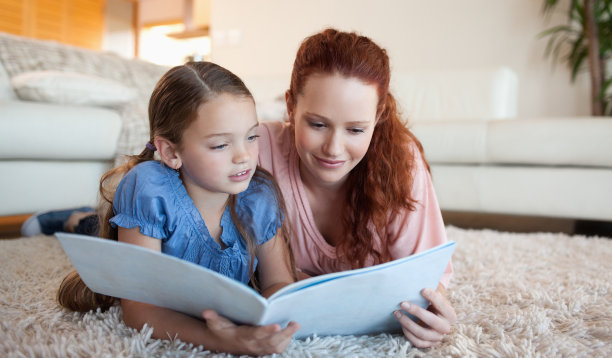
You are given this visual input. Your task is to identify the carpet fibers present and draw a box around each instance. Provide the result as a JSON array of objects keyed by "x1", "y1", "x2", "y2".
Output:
[{"x1": 1, "y1": 226, "x2": 611, "y2": 357}]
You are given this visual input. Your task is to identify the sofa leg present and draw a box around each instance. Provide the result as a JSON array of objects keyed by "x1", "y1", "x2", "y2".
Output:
[{"x1": 0, "y1": 214, "x2": 31, "y2": 239}]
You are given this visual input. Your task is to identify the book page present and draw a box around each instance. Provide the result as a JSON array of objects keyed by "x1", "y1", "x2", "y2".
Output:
[
  {"x1": 56, "y1": 233, "x2": 268, "y2": 325},
  {"x1": 263, "y1": 241, "x2": 456, "y2": 338}
]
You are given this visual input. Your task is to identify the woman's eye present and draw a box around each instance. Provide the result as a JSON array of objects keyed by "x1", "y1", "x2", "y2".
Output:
[
  {"x1": 349, "y1": 128, "x2": 365, "y2": 134},
  {"x1": 309, "y1": 122, "x2": 325, "y2": 129},
  {"x1": 247, "y1": 134, "x2": 260, "y2": 141}
]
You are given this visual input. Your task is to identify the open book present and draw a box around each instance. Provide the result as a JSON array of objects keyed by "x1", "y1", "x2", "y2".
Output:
[{"x1": 56, "y1": 233, "x2": 455, "y2": 338}]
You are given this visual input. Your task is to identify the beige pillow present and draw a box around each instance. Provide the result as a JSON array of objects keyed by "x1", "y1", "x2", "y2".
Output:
[{"x1": 11, "y1": 70, "x2": 137, "y2": 108}]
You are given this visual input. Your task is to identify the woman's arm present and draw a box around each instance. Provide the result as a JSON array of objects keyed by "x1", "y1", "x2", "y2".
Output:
[
  {"x1": 388, "y1": 148, "x2": 456, "y2": 347},
  {"x1": 118, "y1": 227, "x2": 299, "y2": 355},
  {"x1": 394, "y1": 284, "x2": 457, "y2": 348}
]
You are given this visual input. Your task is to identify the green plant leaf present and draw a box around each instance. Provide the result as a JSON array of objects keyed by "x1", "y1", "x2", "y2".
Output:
[
  {"x1": 570, "y1": 50, "x2": 588, "y2": 81},
  {"x1": 538, "y1": 25, "x2": 576, "y2": 38}
]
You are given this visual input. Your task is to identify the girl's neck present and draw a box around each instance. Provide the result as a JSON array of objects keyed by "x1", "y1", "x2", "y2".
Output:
[{"x1": 184, "y1": 181, "x2": 229, "y2": 244}]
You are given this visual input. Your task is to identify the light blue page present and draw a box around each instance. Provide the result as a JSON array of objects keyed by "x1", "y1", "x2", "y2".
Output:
[
  {"x1": 56, "y1": 233, "x2": 268, "y2": 325},
  {"x1": 264, "y1": 241, "x2": 456, "y2": 338}
]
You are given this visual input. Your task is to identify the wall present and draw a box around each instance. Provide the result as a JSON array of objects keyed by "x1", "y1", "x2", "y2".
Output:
[
  {"x1": 209, "y1": 0, "x2": 590, "y2": 117},
  {"x1": 0, "y1": 0, "x2": 105, "y2": 50},
  {"x1": 103, "y1": 0, "x2": 134, "y2": 58}
]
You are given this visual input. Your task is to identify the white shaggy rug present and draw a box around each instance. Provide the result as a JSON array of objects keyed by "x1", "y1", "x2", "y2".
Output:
[{"x1": 1, "y1": 226, "x2": 611, "y2": 357}]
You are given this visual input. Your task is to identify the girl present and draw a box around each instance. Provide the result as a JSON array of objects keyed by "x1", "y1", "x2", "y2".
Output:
[
  {"x1": 57, "y1": 61, "x2": 300, "y2": 355},
  {"x1": 254, "y1": 28, "x2": 457, "y2": 348}
]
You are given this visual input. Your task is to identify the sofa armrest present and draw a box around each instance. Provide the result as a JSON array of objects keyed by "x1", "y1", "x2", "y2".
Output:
[{"x1": 0, "y1": 100, "x2": 122, "y2": 160}]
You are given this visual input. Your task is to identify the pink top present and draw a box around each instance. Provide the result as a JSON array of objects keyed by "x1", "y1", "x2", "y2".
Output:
[{"x1": 258, "y1": 121, "x2": 452, "y2": 287}]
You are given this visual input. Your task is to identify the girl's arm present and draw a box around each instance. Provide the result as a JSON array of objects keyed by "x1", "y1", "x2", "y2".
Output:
[
  {"x1": 118, "y1": 227, "x2": 299, "y2": 355},
  {"x1": 255, "y1": 232, "x2": 297, "y2": 298}
]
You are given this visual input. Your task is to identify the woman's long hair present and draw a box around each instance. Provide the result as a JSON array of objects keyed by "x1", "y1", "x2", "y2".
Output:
[
  {"x1": 286, "y1": 28, "x2": 429, "y2": 268},
  {"x1": 58, "y1": 62, "x2": 296, "y2": 312}
]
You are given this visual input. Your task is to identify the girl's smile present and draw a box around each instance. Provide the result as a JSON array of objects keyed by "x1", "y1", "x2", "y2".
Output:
[{"x1": 229, "y1": 169, "x2": 252, "y2": 182}]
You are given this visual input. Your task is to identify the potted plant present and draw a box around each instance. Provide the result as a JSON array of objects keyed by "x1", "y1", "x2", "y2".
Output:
[{"x1": 539, "y1": 0, "x2": 612, "y2": 115}]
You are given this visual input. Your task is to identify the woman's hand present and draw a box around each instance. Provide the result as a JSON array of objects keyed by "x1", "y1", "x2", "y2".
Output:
[
  {"x1": 394, "y1": 285, "x2": 456, "y2": 348},
  {"x1": 202, "y1": 310, "x2": 301, "y2": 355}
]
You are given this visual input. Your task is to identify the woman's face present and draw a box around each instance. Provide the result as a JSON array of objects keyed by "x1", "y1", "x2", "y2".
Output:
[{"x1": 290, "y1": 73, "x2": 379, "y2": 189}]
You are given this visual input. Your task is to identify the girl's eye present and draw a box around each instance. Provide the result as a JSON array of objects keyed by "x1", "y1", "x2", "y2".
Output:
[
  {"x1": 247, "y1": 134, "x2": 260, "y2": 141},
  {"x1": 349, "y1": 128, "x2": 365, "y2": 134},
  {"x1": 211, "y1": 144, "x2": 227, "y2": 150}
]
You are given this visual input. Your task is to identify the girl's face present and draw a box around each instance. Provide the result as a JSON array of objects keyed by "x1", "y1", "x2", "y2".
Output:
[
  {"x1": 291, "y1": 73, "x2": 379, "y2": 189},
  {"x1": 176, "y1": 93, "x2": 259, "y2": 198}
]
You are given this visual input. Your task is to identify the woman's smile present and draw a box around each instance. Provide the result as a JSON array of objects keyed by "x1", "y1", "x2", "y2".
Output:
[{"x1": 314, "y1": 155, "x2": 345, "y2": 169}]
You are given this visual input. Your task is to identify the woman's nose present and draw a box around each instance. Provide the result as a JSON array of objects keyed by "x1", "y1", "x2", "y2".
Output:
[{"x1": 322, "y1": 130, "x2": 343, "y2": 157}]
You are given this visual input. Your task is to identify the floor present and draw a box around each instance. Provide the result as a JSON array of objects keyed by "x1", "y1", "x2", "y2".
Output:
[
  {"x1": 442, "y1": 211, "x2": 612, "y2": 238},
  {"x1": 2, "y1": 211, "x2": 611, "y2": 239}
]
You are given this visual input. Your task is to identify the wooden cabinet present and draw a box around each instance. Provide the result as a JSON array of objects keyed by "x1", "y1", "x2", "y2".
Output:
[{"x1": 0, "y1": 0, "x2": 104, "y2": 50}]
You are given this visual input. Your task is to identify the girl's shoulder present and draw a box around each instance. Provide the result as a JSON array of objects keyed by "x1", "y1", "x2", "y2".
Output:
[
  {"x1": 118, "y1": 161, "x2": 181, "y2": 198},
  {"x1": 124, "y1": 161, "x2": 178, "y2": 180},
  {"x1": 235, "y1": 172, "x2": 283, "y2": 244}
]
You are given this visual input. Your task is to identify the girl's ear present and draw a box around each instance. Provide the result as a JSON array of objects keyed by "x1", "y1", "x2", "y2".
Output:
[{"x1": 154, "y1": 137, "x2": 182, "y2": 170}]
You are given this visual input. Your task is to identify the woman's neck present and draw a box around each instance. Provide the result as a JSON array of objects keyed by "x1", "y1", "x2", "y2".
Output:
[
  {"x1": 298, "y1": 161, "x2": 347, "y2": 200},
  {"x1": 299, "y1": 162, "x2": 348, "y2": 246}
]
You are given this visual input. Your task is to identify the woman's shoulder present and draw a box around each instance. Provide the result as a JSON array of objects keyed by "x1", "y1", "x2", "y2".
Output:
[
  {"x1": 260, "y1": 121, "x2": 292, "y2": 145},
  {"x1": 260, "y1": 120, "x2": 286, "y2": 134},
  {"x1": 258, "y1": 121, "x2": 294, "y2": 172}
]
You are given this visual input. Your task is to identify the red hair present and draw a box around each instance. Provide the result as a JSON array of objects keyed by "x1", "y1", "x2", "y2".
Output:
[{"x1": 287, "y1": 28, "x2": 428, "y2": 268}]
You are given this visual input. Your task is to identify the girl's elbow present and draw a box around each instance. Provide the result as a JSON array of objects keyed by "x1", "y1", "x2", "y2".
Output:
[{"x1": 120, "y1": 299, "x2": 149, "y2": 329}]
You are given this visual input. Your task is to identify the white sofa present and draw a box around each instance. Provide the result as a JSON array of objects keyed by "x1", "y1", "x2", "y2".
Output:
[
  {"x1": 1, "y1": 31, "x2": 611, "y2": 223},
  {"x1": 0, "y1": 32, "x2": 167, "y2": 216}
]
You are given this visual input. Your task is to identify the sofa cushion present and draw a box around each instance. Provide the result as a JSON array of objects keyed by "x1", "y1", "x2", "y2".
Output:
[
  {"x1": 431, "y1": 164, "x2": 612, "y2": 221},
  {"x1": 11, "y1": 70, "x2": 137, "y2": 108},
  {"x1": 413, "y1": 117, "x2": 612, "y2": 168},
  {"x1": 392, "y1": 67, "x2": 518, "y2": 121},
  {"x1": 487, "y1": 117, "x2": 612, "y2": 167},
  {"x1": 0, "y1": 160, "x2": 110, "y2": 215},
  {"x1": 0, "y1": 100, "x2": 121, "y2": 160},
  {"x1": 410, "y1": 119, "x2": 488, "y2": 163},
  {"x1": 0, "y1": 32, "x2": 168, "y2": 160}
]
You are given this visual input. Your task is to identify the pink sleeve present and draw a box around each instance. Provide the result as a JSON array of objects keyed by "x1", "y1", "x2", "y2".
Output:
[{"x1": 388, "y1": 148, "x2": 453, "y2": 288}]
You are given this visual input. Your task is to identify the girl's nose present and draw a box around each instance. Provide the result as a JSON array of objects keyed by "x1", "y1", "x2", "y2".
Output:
[{"x1": 233, "y1": 145, "x2": 250, "y2": 164}]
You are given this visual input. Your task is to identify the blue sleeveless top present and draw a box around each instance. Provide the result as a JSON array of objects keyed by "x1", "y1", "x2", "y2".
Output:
[{"x1": 109, "y1": 161, "x2": 282, "y2": 285}]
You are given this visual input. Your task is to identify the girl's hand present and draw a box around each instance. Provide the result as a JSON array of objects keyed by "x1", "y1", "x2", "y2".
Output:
[
  {"x1": 202, "y1": 310, "x2": 300, "y2": 355},
  {"x1": 394, "y1": 286, "x2": 456, "y2": 348}
]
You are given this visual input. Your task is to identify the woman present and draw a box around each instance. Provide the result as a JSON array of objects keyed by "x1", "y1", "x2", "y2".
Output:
[{"x1": 255, "y1": 28, "x2": 456, "y2": 348}]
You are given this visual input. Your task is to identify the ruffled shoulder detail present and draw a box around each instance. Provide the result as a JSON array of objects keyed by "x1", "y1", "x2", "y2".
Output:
[
  {"x1": 109, "y1": 161, "x2": 188, "y2": 240},
  {"x1": 235, "y1": 173, "x2": 283, "y2": 245}
]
